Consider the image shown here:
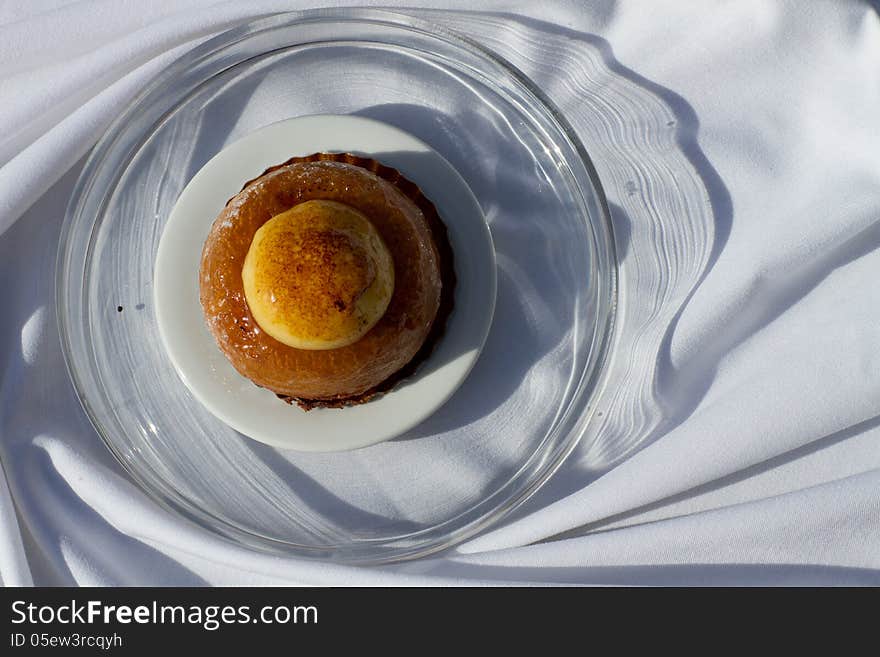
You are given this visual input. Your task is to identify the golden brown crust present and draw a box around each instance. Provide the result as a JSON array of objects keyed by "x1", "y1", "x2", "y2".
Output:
[
  {"x1": 255, "y1": 221, "x2": 375, "y2": 327},
  {"x1": 242, "y1": 200, "x2": 395, "y2": 350},
  {"x1": 198, "y1": 153, "x2": 456, "y2": 409}
]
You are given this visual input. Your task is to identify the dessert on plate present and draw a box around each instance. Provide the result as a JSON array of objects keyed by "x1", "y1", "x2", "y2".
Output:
[{"x1": 198, "y1": 153, "x2": 455, "y2": 409}]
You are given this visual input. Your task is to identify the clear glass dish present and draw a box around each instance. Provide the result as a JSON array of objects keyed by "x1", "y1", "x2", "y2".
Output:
[{"x1": 57, "y1": 8, "x2": 617, "y2": 564}]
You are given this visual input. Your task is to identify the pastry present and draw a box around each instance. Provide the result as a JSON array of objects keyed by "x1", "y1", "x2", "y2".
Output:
[{"x1": 198, "y1": 153, "x2": 455, "y2": 409}]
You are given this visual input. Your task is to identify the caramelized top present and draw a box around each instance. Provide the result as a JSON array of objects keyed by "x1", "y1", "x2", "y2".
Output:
[{"x1": 241, "y1": 200, "x2": 395, "y2": 350}]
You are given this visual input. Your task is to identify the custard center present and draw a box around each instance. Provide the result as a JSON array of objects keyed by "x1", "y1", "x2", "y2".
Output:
[{"x1": 242, "y1": 200, "x2": 395, "y2": 350}]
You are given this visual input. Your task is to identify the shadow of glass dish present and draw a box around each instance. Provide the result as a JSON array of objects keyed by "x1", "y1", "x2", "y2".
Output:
[
  {"x1": 450, "y1": 13, "x2": 729, "y2": 444},
  {"x1": 57, "y1": 8, "x2": 727, "y2": 562},
  {"x1": 423, "y1": 10, "x2": 733, "y2": 517}
]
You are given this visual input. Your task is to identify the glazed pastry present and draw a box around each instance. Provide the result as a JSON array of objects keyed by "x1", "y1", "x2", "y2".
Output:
[{"x1": 199, "y1": 153, "x2": 455, "y2": 409}]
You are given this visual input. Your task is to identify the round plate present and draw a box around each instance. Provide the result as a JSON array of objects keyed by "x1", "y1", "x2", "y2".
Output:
[
  {"x1": 154, "y1": 115, "x2": 496, "y2": 451},
  {"x1": 57, "y1": 9, "x2": 616, "y2": 563}
]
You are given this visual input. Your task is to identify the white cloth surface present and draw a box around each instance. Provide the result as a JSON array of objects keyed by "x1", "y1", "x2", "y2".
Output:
[{"x1": 1, "y1": 0, "x2": 879, "y2": 586}]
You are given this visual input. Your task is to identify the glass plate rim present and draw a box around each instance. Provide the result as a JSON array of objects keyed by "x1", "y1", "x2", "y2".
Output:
[{"x1": 56, "y1": 7, "x2": 619, "y2": 564}]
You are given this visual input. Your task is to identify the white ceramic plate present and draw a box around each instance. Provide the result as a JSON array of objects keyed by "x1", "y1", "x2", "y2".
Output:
[{"x1": 154, "y1": 114, "x2": 496, "y2": 451}]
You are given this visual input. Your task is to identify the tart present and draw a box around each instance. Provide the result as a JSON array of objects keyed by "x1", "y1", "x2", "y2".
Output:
[{"x1": 198, "y1": 153, "x2": 455, "y2": 409}]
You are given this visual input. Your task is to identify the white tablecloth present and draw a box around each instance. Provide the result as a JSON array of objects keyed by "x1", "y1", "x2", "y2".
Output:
[{"x1": 1, "y1": 0, "x2": 879, "y2": 586}]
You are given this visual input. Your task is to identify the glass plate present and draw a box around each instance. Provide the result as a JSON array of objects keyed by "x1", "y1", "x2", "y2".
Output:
[{"x1": 57, "y1": 8, "x2": 617, "y2": 564}]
